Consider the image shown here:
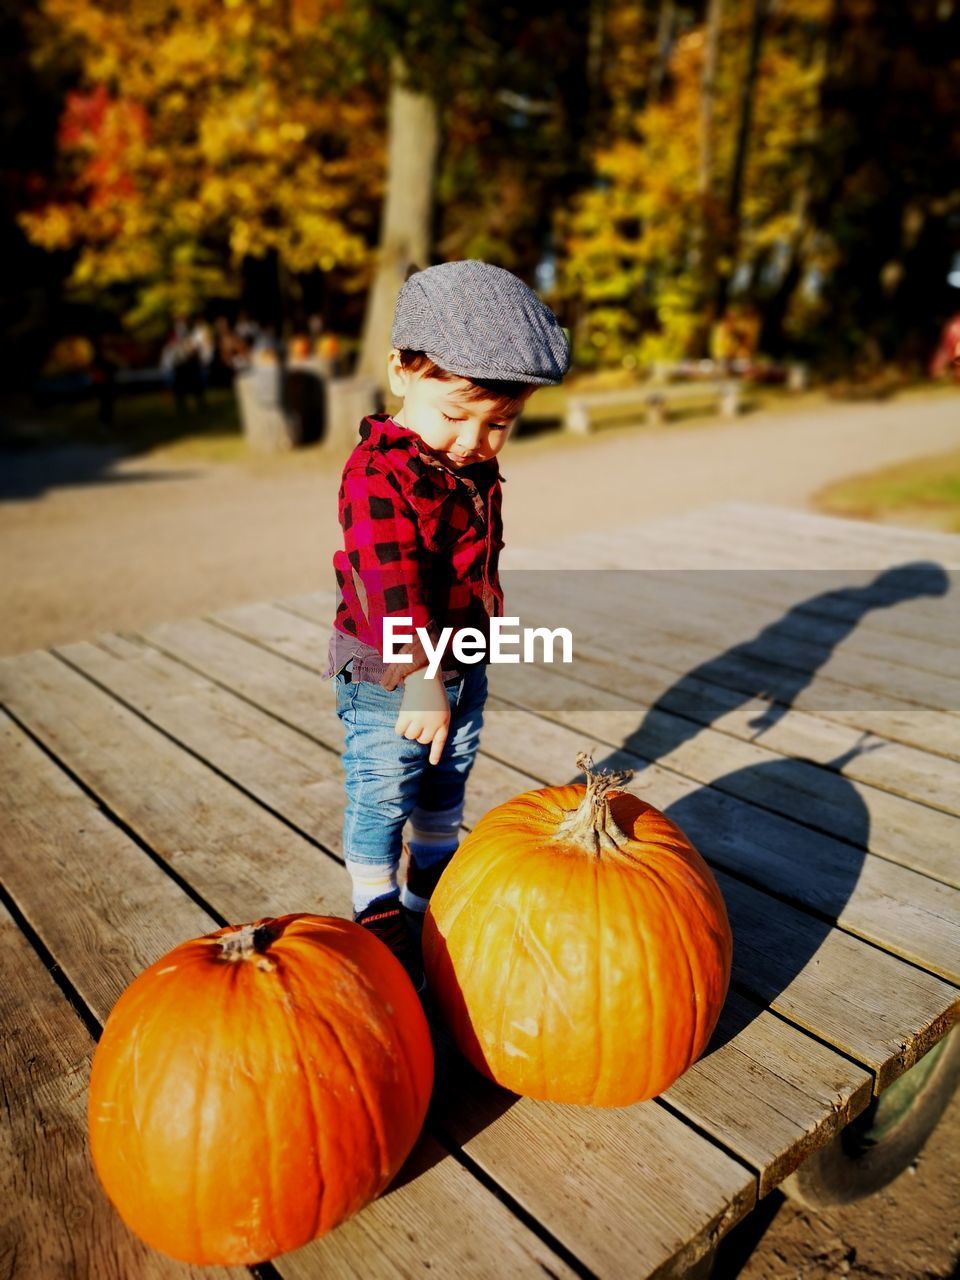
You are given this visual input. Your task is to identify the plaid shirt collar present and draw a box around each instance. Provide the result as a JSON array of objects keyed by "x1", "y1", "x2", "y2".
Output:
[{"x1": 358, "y1": 414, "x2": 507, "y2": 490}]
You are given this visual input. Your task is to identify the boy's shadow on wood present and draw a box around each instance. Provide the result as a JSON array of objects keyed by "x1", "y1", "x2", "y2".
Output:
[{"x1": 395, "y1": 560, "x2": 949, "y2": 1188}]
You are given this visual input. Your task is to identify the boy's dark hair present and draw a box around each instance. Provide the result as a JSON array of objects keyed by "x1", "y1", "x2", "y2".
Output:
[{"x1": 398, "y1": 349, "x2": 532, "y2": 420}]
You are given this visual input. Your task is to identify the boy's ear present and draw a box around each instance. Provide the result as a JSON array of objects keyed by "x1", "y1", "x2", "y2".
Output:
[{"x1": 386, "y1": 347, "x2": 409, "y2": 397}]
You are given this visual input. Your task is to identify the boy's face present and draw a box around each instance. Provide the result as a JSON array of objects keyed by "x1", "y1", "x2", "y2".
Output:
[{"x1": 386, "y1": 348, "x2": 533, "y2": 469}]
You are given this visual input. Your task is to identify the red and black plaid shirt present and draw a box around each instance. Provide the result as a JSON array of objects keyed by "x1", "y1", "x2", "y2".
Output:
[{"x1": 323, "y1": 414, "x2": 506, "y2": 688}]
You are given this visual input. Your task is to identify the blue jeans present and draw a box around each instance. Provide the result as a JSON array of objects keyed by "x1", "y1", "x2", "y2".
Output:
[{"x1": 334, "y1": 660, "x2": 488, "y2": 868}]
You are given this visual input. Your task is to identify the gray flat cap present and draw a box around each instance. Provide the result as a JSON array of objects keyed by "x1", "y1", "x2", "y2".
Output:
[{"x1": 391, "y1": 260, "x2": 571, "y2": 385}]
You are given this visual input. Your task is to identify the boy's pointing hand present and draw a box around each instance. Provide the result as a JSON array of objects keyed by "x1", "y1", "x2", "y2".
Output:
[{"x1": 395, "y1": 669, "x2": 452, "y2": 765}]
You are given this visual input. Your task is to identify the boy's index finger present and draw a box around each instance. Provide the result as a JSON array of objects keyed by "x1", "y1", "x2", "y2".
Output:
[{"x1": 429, "y1": 723, "x2": 448, "y2": 766}]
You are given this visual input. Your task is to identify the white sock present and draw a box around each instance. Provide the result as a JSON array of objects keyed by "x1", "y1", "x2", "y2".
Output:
[{"x1": 345, "y1": 861, "x2": 398, "y2": 914}]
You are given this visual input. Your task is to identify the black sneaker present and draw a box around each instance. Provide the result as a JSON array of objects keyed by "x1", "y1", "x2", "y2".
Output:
[
  {"x1": 400, "y1": 901, "x2": 426, "y2": 941},
  {"x1": 354, "y1": 892, "x2": 424, "y2": 991},
  {"x1": 401, "y1": 855, "x2": 453, "y2": 950}
]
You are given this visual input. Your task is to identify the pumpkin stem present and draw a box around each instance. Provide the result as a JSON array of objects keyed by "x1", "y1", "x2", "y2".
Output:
[
  {"x1": 218, "y1": 921, "x2": 277, "y2": 961},
  {"x1": 554, "y1": 751, "x2": 635, "y2": 856}
]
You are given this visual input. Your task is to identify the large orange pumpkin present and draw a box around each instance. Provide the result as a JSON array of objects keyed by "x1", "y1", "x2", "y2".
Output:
[
  {"x1": 88, "y1": 913, "x2": 433, "y2": 1265},
  {"x1": 422, "y1": 754, "x2": 732, "y2": 1107}
]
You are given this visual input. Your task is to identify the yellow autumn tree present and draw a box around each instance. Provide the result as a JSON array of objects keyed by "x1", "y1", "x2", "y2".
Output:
[
  {"x1": 556, "y1": 0, "x2": 831, "y2": 369},
  {"x1": 20, "y1": 0, "x2": 384, "y2": 334}
]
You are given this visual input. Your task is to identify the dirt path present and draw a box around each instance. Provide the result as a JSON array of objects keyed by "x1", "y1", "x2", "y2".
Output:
[{"x1": 3, "y1": 389, "x2": 959, "y2": 657}]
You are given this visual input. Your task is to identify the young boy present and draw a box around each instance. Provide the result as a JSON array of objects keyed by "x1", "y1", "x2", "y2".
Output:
[{"x1": 323, "y1": 260, "x2": 570, "y2": 984}]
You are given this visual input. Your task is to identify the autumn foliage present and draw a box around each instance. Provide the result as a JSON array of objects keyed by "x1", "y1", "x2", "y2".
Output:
[
  {"x1": 16, "y1": 0, "x2": 960, "y2": 369},
  {"x1": 20, "y1": 0, "x2": 384, "y2": 332}
]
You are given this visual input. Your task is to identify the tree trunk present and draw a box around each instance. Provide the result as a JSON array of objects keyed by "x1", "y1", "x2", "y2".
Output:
[
  {"x1": 584, "y1": 0, "x2": 607, "y2": 158},
  {"x1": 356, "y1": 54, "x2": 440, "y2": 388},
  {"x1": 698, "y1": 0, "x2": 723, "y2": 201},
  {"x1": 648, "y1": 0, "x2": 675, "y2": 104},
  {"x1": 690, "y1": 0, "x2": 723, "y2": 355},
  {"x1": 714, "y1": 0, "x2": 768, "y2": 319}
]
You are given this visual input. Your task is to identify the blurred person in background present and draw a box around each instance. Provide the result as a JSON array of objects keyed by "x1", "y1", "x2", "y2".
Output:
[
  {"x1": 89, "y1": 336, "x2": 117, "y2": 429},
  {"x1": 190, "y1": 314, "x2": 214, "y2": 392},
  {"x1": 929, "y1": 311, "x2": 960, "y2": 382},
  {"x1": 210, "y1": 315, "x2": 244, "y2": 384},
  {"x1": 161, "y1": 316, "x2": 205, "y2": 415},
  {"x1": 235, "y1": 309, "x2": 259, "y2": 349}
]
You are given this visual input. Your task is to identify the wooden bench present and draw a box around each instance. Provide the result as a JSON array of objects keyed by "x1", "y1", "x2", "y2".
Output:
[
  {"x1": 564, "y1": 381, "x2": 742, "y2": 434},
  {"x1": 2, "y1": 503, "x2": 957, "y2": 1278}
]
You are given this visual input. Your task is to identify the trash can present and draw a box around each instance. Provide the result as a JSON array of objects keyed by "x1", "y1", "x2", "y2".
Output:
[
  {"x1": 235, "y1": 367, "x2": 296, "y2": 453},
  {"x1": 283, "y1": 358, "x2": 327, "y2": 446}
]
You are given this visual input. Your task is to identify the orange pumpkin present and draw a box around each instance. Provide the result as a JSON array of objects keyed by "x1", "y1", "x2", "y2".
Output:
[
  {"x1": 422, "y1": 754, "x2": 732, "y2": 1107},
  {"x1": 88, "y1": 913, "x2": 433, "y2": 1265}
]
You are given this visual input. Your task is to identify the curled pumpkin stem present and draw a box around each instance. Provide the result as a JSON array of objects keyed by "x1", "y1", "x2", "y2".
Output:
[
  {"x1": 554, "y1": 751, "x2": 635, "y2": 857},
  {"x1": 218, "y1": 921, "x2": 277, "y2": 961}
]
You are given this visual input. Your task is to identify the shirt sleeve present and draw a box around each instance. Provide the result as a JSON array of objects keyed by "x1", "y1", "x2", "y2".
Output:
[{"x1": 338, "y1": 461, "x2": 441, "y2": 689}]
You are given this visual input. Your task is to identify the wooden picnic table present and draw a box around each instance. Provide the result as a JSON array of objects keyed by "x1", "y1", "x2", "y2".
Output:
[{"x1": 2, "y1": 502, "x2": 958, "y2": 1279}]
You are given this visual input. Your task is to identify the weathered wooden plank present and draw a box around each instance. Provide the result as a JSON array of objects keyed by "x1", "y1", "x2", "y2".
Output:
[
  {"x1": 277, "y1": 591, "x2": 336, "y2": 620},
  {"x1": 551, "y1": 506, "x2": 958, "y2": 682},
  {"x1": 447, "y1": 995, "x2": 870, "y2": 1211},
  {"x1": 688, "y1": 503, "x2": 960, "y2": 566},
  {"x1": 583, "y1": 547, "x2": 957, "y2": 686},
  {"x1": 586, "y1": 508, "x2": 959, "y2": 649},
  {"x1": 0, "y1": 903, "x2": 244, "y2": 1280},
  {"x1": 0, "y1": 706, "x2": 215, "y2": 1000},
  {"x1": 493, "y1": 502, "x2": 960, "y2": 725},
  {"x1": 214, "y1": 600, "x2": 342, "y2": 672},
  {"x1": 662, "y1": 991, "x2": 872, "y2": 1198},
  {"x1": 0, "y1": 708, "x2": 583, "y2": 1279},
  {"x1": 550, "y1": 503, "x2": 960, "y2": 574},
  {"x1": 515, "y1": 561, "x2": 960, "y2": 719},
  {"x1": 0, "y1": 663, "x2": 752, "y2": 1278},
  {"x1": 46, "y1": 629, "x2": 958, "y2": 1091},
  {"x1": 443, "y1": 1083, "x2": 754, "y2": 1280},
  {"x1": 277, "y1": 587, "x2": 960, "y2": 765},
  {"x1": 569, "y1": 509, "x2": 956, "y2": 576},
  {"x1": 272, "y1": 1134, "x2": 581, "y2": 1280},
  {"x1": 0, "y1": 646, "x2": 347, "y2": 917},
  {"x1": 197, "y1": 606, "x2": 960, "y2": 980},
  {"x1": 580, "y1": 537, "x2": 958, "y2": 677},
  {"x1": 514, "y1": 573, "x2": 960, "y2": 759},
  {"x1": 216, "y1": 600, "x2": 960, "y2": 887},
  {"x1": 719, "y1": 866, "x2": 958, "y2": 1091}
]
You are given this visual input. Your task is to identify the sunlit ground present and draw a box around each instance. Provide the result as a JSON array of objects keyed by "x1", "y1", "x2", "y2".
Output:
[{"x1": 8, "y1": 378, "x2": 959, "y2": 477}]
